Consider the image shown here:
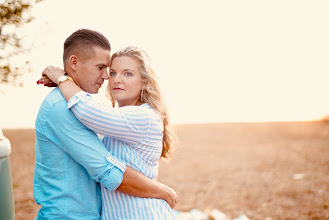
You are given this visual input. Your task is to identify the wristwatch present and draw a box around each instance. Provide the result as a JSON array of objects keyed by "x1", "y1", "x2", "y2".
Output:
[{"x1": 57, "y1": 75, "x2": 72, "y2": 85}]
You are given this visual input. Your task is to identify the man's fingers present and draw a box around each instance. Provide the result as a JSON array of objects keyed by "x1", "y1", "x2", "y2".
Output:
[{"x1": 167, "y1": 187, "x2": 178, "y2": 209}]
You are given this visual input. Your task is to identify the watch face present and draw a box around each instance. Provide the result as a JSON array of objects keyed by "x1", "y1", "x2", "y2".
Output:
[
  {"x1": 58, "y1": 75, "x2": 68, "y2": 84},
  {"x1": 59, "y1": 75, "x2": 67, "y2": 82}
]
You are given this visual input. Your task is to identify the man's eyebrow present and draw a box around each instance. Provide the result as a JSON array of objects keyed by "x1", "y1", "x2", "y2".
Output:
[{"x1": 97, "y1": 63, "x2": 108, "y2": 67}]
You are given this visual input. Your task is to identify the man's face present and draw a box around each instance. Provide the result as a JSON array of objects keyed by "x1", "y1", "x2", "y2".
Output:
[{"x1": 73, "y1": 46, "x2": 110, "y2": 94}]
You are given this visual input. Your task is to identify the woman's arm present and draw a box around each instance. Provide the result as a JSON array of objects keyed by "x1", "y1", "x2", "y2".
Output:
[
  {"x1": 68, "y1": 95, "x2": 162, "y2": 145},
  {"x1": 40, "y1": 66, "x2": 162, "y2": 145},
  {"x1": 58, "y1": 80, "x2": 82, "y2": 102}
]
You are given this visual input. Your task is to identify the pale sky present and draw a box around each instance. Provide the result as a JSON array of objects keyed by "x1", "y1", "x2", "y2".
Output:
[{"x1": 1, "y1": 0, "x2": 329, "y2": 128}]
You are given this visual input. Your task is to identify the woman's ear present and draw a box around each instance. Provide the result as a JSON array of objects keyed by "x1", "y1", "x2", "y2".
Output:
[
  {"x1": 68, "y1": 55, "x2": 78, "y2": 70},
  {"x1": 142, "y1": 81, "x2": 147, "y2": 90}
]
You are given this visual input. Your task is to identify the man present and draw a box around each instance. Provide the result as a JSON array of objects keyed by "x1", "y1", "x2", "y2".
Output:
[{"x1": 34, "y1": 29, "x2": 177, "y2": 219}]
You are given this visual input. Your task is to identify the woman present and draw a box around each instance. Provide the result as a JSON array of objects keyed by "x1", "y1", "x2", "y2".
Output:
[{"x1": 41, "y1": 46, "x2": 176, "y2": 219}]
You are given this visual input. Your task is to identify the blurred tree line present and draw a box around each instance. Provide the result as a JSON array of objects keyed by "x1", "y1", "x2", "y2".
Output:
[{"x1": 0, "y1": 0, "x2": 42, "y2": 87}]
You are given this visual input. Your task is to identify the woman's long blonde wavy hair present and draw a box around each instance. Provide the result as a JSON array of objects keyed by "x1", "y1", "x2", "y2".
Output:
[{"x1": 107, "y1": 46, "x2": 176, "y2": 158}]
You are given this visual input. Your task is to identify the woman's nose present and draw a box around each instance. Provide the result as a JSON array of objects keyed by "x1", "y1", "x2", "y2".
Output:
[{"x1": 114, "y1": 74, "x2": 122, "y2": 83}]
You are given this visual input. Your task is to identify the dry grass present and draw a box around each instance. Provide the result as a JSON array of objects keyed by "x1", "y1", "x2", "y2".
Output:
[{"x1": 3, "y1": 121, "x2": 329, "y2": 220}]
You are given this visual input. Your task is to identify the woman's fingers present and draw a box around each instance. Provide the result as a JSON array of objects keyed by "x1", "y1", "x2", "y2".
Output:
[
  {"x1": 36, "y1": 76, "x2": 57, "y2": 87},
  {"x1": 36, "y1": 76, "x2": 48, "y2": 84},
  {"x1": 44, "y1": 82, "x2": 58, "y2": 87}
]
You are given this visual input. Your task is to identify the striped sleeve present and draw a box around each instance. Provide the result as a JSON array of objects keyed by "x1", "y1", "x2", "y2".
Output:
[{"x1": 67, "y1": 91, "x2": 161, "y2": 145}]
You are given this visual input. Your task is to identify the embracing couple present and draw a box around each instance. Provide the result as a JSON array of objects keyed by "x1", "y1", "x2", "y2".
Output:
[{"x1": 34, "y1": 29, "x2": 177, "y2": 219}]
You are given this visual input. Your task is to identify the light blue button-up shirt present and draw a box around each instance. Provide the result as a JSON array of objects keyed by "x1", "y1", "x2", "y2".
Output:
[{"x1": 34, "y1": 88, "x2": 126, "y2": 220}]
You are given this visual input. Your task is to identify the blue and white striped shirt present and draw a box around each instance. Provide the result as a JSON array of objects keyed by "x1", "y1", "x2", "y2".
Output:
[{"x1": 68, "y1": 91, "x2": 175, "y2": 220}]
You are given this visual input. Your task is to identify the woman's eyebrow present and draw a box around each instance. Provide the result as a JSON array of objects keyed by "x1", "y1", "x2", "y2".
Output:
[
  {"x1": 110, "y1": 68, "x2": 135, "y2": 72},
  {"x1": 123, "y1": 69, "x2": 135, "y2": 72}
]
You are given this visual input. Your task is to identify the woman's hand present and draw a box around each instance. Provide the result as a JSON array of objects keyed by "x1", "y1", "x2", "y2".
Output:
[
  {"x1": 36, "y1": 75, "x2": 57, "y2": 87},
  {"x1": 36, "y1": 66, "x2": 66, "y2": 87}
]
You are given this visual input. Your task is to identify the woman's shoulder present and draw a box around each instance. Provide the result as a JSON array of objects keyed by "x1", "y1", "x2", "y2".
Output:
[
  {"x1": 122, "y1": 103, "x2": 156, "y2": 116},
  {"x1": 141, "y1": 104, "x2": 164, "y2": 131},
  {"x1": 140, "y1": 103, "x2": 152, "y2": 110},
  {"x1": 121, "y1": 104, "x2": 163, "y2": 127},
  {"x1": 141, "y1": 104, "x2": 161, "y2": 119}
]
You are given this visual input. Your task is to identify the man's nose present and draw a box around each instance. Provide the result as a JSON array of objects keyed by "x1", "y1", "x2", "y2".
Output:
[{"x1": 102, "y1": 69, "x2": 109, "y2": 80}]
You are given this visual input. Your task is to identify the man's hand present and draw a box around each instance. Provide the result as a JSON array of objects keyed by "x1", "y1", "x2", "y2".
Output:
[{"x1": 158, "y1": 182, "x2": 178, "y2": 209}]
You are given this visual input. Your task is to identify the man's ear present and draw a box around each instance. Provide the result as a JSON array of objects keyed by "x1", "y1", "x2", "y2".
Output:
[{"x1": 68, "y1": 55, "x2": 79, "y2": 70}]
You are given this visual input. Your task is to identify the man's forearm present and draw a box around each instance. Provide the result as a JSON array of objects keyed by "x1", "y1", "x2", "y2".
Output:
[{"x1": 117, "y1": 166, "x2": 177, "y2": 208}]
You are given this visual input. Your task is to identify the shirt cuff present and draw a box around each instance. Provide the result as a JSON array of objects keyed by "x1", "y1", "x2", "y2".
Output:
[
  {"x1": 67, "y1": 91, "x2": 91, "y2": 109},
  {"x1": 103, "y1": 166, "x2": 124, "y2": 190},
  {"x1": 102, "y1": 154, "x2": 127, "y2": 190}
]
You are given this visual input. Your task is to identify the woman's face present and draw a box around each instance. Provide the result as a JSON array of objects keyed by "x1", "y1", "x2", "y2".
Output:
[{"x1": 109, "y1": 56, "x2": 145, "y2": 107}]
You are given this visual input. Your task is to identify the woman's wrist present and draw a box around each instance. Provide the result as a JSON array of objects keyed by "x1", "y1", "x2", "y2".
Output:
[
  {"x1": 47, "y1": 68, "x2": 66, "y2": 84},
  {"x1": 57, "y1": 74, "x2": 72, "y2": 85}
]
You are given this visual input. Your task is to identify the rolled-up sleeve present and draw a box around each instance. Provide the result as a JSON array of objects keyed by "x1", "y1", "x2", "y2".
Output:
[{"x1": 48, "y1": 99, "x2": 126, "y2": 190}]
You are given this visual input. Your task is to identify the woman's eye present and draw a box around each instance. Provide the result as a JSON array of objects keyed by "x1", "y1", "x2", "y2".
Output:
[
  {"x1": 109, "y1": 72, "x2": 116, "y2": 76},
  {"x1": 99, "y1": 67, "x2": 103, "y2": 70},
  {"x1": 125, "y1": 72, "x2": 132, "y2": 76}
]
